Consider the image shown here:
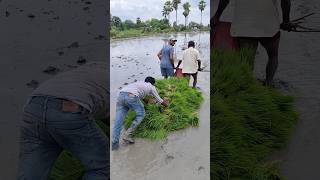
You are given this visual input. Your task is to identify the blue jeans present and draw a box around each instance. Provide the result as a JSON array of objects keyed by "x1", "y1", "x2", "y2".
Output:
[
  {"x1": 112, "y1": 92, "x2": 145, "y2": 143},
  {"x1": 17, "y1": 96, "x2": 109, "y2": 180},
  {"x1": 160, "y1": 67, "x2": 174, "y2": 77}
]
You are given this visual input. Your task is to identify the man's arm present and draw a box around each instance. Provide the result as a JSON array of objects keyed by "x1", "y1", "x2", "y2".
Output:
[
  {"x1": 157, "y1": 50, "x2": 162, "y2": 60},
  {"x1": 176, "y1": 60, "x2": 182, "y2": 68},
  {"x1": 281, "y1": 0, "x2": 291, "y2": 23},
  {"x1": 197, "y1": 60, "x2": 202, "y2": 71},
  {"x1": 169, "y1": 48, "x2": 175, "y2": 67},
  {"x1": 213, "y1": 0, "x2": 230, "y2": 25},
  {"x1": 196, "y1": 50, "x2": 202, "y2": 71},
  {"x1": 151, "y1": 86, "x2": 169, "y2": 107},
  {"x1": 280, "y1": 0, "x2": 294, "y2": 31}
]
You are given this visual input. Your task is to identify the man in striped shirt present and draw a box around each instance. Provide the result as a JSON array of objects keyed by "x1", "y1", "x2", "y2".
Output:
[{"x1": 112, "y1": 77, "x2": 169, "y2": 150}]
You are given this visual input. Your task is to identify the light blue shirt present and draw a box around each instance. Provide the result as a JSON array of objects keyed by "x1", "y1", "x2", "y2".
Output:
[{"x1": 160, "y1": 45, "x2": 174, "y2": 68}]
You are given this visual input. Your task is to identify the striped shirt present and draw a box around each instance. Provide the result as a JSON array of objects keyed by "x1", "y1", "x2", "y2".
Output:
[
  {"x1": 32, "y1": 62, "x2": 108, "y2": 115},
  {"x1": 120, "y1": 81, "x2": 163, "y2": 103}
]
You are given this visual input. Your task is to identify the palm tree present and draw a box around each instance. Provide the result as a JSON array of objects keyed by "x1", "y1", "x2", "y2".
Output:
[
  {"x1": 162, "y1": 1, "x2": 173, "y2": 22},
  {"x1": 182, "y1": 2, "x2": 191, "y2": 28},
  {"x1": 172, "y1": 0, "x2": 181, "y2": 26},
  {"x1": 198, "y1": 0, "x2": 206, "y2": 26},
  {"x1": 163, "y1": 1, "x2": 173, "y2": 23},
  {"x1": 162, "y1": 7, "x2": 168, "y2": 19}
]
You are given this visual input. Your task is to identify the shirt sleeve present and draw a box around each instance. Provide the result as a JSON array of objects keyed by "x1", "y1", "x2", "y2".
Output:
[{"x1": 150, "y1": 86, "x2": 163, "y2": 104}]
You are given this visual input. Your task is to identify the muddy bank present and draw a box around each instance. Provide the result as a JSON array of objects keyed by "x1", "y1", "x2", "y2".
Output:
[
  {"x1": 0, "y1": 1, "x2": 108, "y2": 179},
  {"x1": 110, "y1": 32, "x2": 210, "y2": 180}
]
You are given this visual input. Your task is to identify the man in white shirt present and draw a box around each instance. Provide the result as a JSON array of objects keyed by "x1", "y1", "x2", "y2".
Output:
[
  {"x1": 176, "y1": 41, "x2": 202, "y2": 88},
  {"x1": 213, "y1": 0, "x2": 294, "y2": 86},
  {"x1": 112, "y1": 77, "x2": 169, "y2": 150}
]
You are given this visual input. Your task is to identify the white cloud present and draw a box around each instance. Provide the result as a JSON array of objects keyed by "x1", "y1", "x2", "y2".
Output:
[{"x1": 110, "y1": 0, "x2": 210, "y2": 25}]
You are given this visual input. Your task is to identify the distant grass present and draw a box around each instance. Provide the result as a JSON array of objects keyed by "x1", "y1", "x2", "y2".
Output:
[
  {"x1": 110, "y1": 28, "x2": 209, "y2": 39},
  {"x1": 49, "y1": 119, "x2": 108, "y2": 180},
  {"x1": 124, "y1": 77, "x2": 203, "y2": 140},
  {"x1": 211, "y1": 49, "x2": 298, "y2": 179}
]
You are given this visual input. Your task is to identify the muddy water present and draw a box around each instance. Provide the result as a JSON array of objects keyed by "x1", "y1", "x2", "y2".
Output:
[{"x1": 110, "y1": 32, "x2": 210, "y2": 180}]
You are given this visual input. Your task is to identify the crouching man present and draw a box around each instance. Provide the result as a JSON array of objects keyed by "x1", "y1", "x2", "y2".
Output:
[
  {"x1": 17, "y1": 62, "x2": 109, "y2": 180},
  {"x1": 112, "y1": 76, "x2": 169, "y2": 151}
]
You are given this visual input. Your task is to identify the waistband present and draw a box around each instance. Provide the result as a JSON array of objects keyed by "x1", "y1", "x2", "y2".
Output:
[
  {"x1": 119, "y1": 92, "x2": 137, "y2": 96},
  {"x1": 28, "y1": 96, "x2": 86, "y2": 112}
]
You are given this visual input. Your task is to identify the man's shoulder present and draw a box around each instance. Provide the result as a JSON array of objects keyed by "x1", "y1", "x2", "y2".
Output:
[
  {"x1": 145, "y1": 82, "x2": 156, "y2": 89},
  {"x1": 185, "y1": 47, "x2": 199, "y2": 53}
]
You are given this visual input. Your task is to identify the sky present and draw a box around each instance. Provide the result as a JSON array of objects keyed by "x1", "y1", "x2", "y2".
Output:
[{"x1": 110, "y1": 0, "x2": 210, "y2": 26}]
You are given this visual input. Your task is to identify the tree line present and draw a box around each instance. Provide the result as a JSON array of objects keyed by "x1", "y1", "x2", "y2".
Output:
[
  {"x1": 163, "y1": 0, "x2": 206, "y2": 27},
  {"x1": 111, "y1": 0, "x2": 207, "y2": 32}
]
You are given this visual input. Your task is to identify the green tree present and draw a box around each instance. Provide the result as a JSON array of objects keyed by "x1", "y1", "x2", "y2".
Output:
[
  {"x1": 111, "y1": 16, "x2": 122, "y2": 29},
  {"x1": 123, "y1": 19, "x2": 135, "y2": 29},
  {"x1": 198, "y1": 0, "x2": 206, "y2": 26},
  {"x1": 182, "y1": 2, "x2": 191, "y2": 28},
  {"x1": 136, "y1": 17, "x2": 143, "y2": 28},
  {"x1": 189, "y1": 21, "x2": 201, "y2": 29},
  {"x1": 136, "y1": 17, "x2": 142, "y2": 25},
  {"x1": 172, "y1": 0, "x2": 181, "y2": 26}
]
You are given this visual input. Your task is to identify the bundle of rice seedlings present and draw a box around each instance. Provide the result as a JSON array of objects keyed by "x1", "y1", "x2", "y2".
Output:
[
  {"x1": 49, "y1": 119, "x2": 108, "y2": 180},
  {"x1": 211, "y1": 49, "x2": 298, "y2": 180},
  {"x1": 124, "y1": 77, "x2": 203, "y2": 140}
]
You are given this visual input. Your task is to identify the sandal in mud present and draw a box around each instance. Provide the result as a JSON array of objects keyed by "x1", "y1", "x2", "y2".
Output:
[
  {"x1": 123, "y1": 136, "x2": 135, "y2": 144},
  {"x1": 123, "y1": 128, "x2": 135, "y2": 144}
]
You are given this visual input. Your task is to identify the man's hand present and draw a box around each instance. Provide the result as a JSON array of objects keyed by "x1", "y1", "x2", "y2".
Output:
[
  {"x1": 198, "y1": 68, "x2": 203, "y2": 72},
  {"x1": 148, "y1": 98, "x2": 157, "y2": 104},
  {"x1": 161, "y1": 99, "x2": 169, "y2": 107}
]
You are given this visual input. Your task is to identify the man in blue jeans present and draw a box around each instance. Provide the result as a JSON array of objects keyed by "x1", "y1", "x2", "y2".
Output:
[
  {"x1": 157, "y1": 38, "x2": 177, "y2": 78},
  {"x1": 112, "y1": 77, "x2": 169, "y2": 151},
  {"x1": 17, "y1": 62, "x2": 109, "y2": 180}
]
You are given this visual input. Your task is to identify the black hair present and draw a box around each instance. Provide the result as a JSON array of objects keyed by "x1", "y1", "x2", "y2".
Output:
[
  {"x1": 145, "y1": 76, "x2": 156, "y2": 85},
  {"x1": 188, "y1": 41, "x2": 195, "y2": 48}
]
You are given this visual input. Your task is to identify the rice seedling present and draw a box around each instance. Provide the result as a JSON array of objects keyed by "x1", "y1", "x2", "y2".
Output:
[
  {"x1": 211, "y1": 49, "x2": 298, "y2": 180},
  {"x1": 124, "y1": 77, "x2": 203, "y2": 140},
  {"x1": 49, "y1": 119, "x2": 108, "y2": 180}
]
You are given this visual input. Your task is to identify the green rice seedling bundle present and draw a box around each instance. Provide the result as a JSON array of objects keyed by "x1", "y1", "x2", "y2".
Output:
[
  {"x1": 124, "y1": 77, "x2": 203, "y2": 140},
  {"x1": 211, "y1": 49, "x2": 298, "y2": 180},
  {"x1": 49, "y1": 119, "x2": 108, "y2": 180}
]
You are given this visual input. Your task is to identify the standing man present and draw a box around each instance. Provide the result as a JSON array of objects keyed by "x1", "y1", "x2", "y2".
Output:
[
  {"x1": 176, "y1": 41, "x2": 202, "y2": 88},
  {"x1": 213, "y1": 0, "x2": 294, "y2": 86},
  {"x1": 17, "y1": 62, "x2": 109, "y2": 180},
  {"x1": 157, "y1": 38, "x2": 177, "y2": 78},
  {"x1": 112, "y1": 77, "x2": 169, "y2": 151}
]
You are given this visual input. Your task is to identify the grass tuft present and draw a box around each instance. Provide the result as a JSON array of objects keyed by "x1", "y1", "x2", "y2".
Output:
[
  {"x1": 124, "y1": 77, "x2": 203, "y2": 140},
  {"x1": 211, "y1": 49, "x2": 298, "y2": 180}
]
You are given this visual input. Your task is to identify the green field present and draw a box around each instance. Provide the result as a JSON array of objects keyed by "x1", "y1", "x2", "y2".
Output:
[
  {"x1": 211, "y1": 50, "x2": 298, "y2": 179},
  {"x1": 110, "y1": 28, "x2": 209, "y2": 39}
]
